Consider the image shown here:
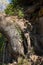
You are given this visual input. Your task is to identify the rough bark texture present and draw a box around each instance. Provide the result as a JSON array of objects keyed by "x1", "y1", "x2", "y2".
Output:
[
  {"x1": 0, "y1": 13, "x2": 43, "y2": 65},
  {"x1": 0, "y1": 14, "x2": 28, "y2": 62}
]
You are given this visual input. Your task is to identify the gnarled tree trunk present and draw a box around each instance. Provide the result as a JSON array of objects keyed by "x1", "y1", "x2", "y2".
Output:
[{"x1": 0, "y1": 14, "x2": 29, "y2": 63}]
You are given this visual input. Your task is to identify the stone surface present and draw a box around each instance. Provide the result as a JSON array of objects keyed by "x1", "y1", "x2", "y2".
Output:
[
  {"x1": 0, "y1": 15, "x2": 26, "y2": 62},
  {"x1": 0, "y1": 14, "x2": 43, "y2": 65}
]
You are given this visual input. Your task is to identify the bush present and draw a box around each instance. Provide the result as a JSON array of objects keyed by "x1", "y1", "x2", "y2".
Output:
[
  {"x1": 5, "y1": 2, "x2": 24, "y2": 18},
  {"x1": 5, "y1": 4, "x2": 14, "y2": 15}
]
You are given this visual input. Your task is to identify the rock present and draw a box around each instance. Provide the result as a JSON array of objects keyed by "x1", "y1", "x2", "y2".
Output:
[
  {"x1": 8, "y1": 61, "x2": 17, "y2": 65},
  {"x1": 0, "y1": 15, "x2": 27, "y2": 62},
  {"x1": 30, "y1": 55, "x2": 38, "y2": 62}
]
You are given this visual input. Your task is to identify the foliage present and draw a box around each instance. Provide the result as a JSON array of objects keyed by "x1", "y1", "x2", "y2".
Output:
[
  {"x1": 5, "y1": 0, "x2": 24, "y2": 18},
  {"x1": 12, "y1": 0, "x2": 19, "y2": 6},
  {"x1": 5, "y1": 4, "x2": 14, "y2": 15},
  {"x1": 17, "y1": 9, "x2": 24, "y2": 18},
  {"x1": 5, "y1": 0, "x2": 43, "y2": 19}
]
